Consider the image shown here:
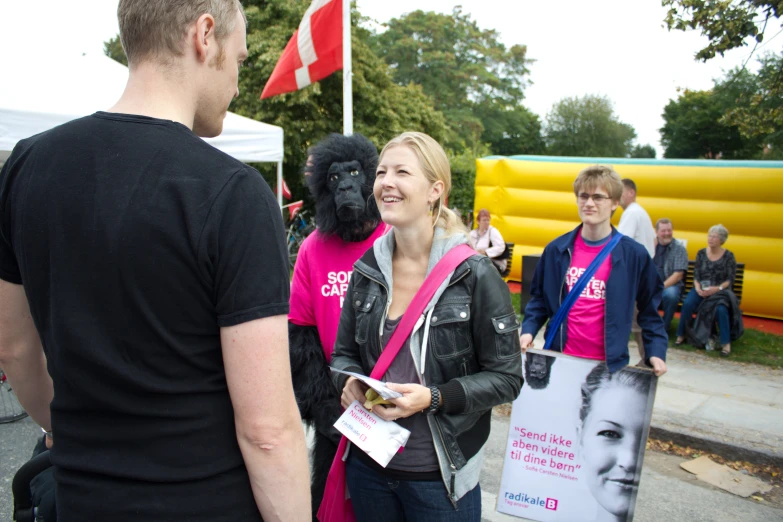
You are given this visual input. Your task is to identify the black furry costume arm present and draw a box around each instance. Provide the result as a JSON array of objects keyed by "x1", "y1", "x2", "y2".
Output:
[{"x1": 288, "y1": 322, "x2": 343, "y2": 445}]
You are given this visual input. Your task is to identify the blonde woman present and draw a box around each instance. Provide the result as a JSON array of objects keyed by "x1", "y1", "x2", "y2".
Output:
[{"x1": 330, "y1": 132, "x2": 523, "y2": 521}]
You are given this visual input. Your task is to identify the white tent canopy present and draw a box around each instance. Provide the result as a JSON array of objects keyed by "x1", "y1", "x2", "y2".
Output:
[{"x1": 0, "y1": 53, "x2": 284, "y2": 195}]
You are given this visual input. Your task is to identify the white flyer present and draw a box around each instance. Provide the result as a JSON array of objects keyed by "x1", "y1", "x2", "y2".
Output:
[
  {"x1": 329, "y1": 369, "x2": 403, "y2": 400},
  {"x1": 334, "y1": 400, "x2": 411, "y2": 467}
]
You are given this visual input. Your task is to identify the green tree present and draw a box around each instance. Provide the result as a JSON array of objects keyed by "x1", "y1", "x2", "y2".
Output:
[
  {"x1": 544, "y1": 94, "x2": 637, "y2": 157},
  {"x1": 104, "y1": 36, "x2": 127, "y2": 66},
  {"x1": 660, "y1": 89, "x2": 748, "y2": 158},
  {"x1": 663, "y1": 1, "x2": 783, "y2": 142},
  {"x1": 629, "y1": 144, "x2": 657, "y2": 158},
  {"x1": 105, "y1": 0, "x2": 448, "y2": 206},
  {"x1": 371, "y1": 8, "x2": 542, "y2": 154},
  {"x1": 474, "y1": 100, "x2": 546, "y2": 156},
  {"x1": 448, "y1": 143, "x2": 490, "y2": 215},
  {"x1": 719, "y1": 52, "x2": 783, "y2": 150},
  {"x1": 663, "y1": 0, "x2": 781, "y2": 61}
]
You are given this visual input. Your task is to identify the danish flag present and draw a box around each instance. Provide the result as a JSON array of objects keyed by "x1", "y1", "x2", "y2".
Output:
[{"x1": 261, "y1": 0, "x2": 343, "y2": 99}]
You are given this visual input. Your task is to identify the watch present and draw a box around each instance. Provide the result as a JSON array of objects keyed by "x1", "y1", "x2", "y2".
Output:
[{"x1": 426, "y1": 386, "x2": 441, "y2": 415}]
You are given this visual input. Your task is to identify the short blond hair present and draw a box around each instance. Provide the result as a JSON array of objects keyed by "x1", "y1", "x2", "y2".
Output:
[
  {"x1": 573, "y1": 165, "x2": 624, "y2": 202},
  {"x1": 118, "y1": 0, "x2": 244, "y2": 66},
  {"x1": 380, "y1": 132, "x2": 468, "y2": 238}
]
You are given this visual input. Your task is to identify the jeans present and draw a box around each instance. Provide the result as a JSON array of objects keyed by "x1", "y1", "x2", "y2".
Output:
[
  {"x1": 345, "y1": 453, "x2": 481, "y2": 522},
  {"x1": 660, "y1": 285, "x2": 682, "y2": 332},
  {"x1": 676, "y1": 288, "x2": 731, "y2": 345}
]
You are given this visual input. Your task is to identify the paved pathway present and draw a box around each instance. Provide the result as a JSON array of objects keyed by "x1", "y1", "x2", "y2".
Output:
[
  {"x1": 531, "y1": 331, "x2": 783, "y2": 464},
  {"x1": 479, "y1": 412, "x2": 783, "y2": 522},
  {"x1": 649, "y1": 348, "x2": 783, "y2": 463}
]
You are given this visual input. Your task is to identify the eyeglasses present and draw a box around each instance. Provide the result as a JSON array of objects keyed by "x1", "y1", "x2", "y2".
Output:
[{"x1": 577, "y1": 193, "x2": 611, "y2": 204}]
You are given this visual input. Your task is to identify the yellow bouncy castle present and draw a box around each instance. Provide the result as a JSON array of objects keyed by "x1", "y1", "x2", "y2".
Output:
[{"x1": 474, "y1": 156, "x2": 783, "y2": 320}]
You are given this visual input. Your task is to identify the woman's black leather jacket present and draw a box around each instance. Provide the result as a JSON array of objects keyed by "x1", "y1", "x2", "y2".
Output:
[{"x1": 331, "y1": 246, "x2": 523, "y2": 471}]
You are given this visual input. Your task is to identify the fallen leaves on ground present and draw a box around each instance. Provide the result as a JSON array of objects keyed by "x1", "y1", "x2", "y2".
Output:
[{"x1": 647, "y1": 437, "x2": 783, "y2": 499}]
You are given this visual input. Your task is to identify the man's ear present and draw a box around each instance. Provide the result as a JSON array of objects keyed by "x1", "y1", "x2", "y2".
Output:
[{"x1": 192, "y1": 13, "x2": 217, "y2": 63}]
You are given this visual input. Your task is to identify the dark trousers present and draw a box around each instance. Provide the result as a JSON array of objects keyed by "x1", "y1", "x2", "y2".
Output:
[
  {"x1": 676, "y1": 289, "x2": 731, "y2": 345},
  {"x1": 659, "y1": 285, "x2": 682, "y2": 332},
  {"x1": 345, "y1": 453, "x2": 481, "y2": 522}
]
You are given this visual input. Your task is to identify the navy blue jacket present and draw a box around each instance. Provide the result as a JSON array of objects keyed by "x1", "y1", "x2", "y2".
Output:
[{"x1": 521, "y1": 225, "x2": 667, "y2": 372}]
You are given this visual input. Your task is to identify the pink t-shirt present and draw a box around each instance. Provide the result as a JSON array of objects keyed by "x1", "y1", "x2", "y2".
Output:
[
  {"x1": 289, "y1": 224, "x2": 389, "y2": 361},
  {"x1": 562, "y1": 234, "x2": 612, "y2": 360}
]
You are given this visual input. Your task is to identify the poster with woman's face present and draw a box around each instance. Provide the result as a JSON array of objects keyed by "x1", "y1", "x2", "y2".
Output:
[{"x1": 497, "y1": 350, "x2": 657, "y2": 522}]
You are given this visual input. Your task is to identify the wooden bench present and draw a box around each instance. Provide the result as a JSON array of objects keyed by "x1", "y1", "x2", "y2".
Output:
[{"x1": 681, "y1": 261, "x2": 745, "y2": 305}]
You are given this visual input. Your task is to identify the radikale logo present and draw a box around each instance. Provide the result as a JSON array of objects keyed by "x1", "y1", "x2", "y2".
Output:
[{"x1": 504, "y1": 492, "x2": 559, "y2": 511}]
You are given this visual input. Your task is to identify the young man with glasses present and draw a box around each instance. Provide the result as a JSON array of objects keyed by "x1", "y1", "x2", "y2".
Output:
[{"x1": 519, "y1": 166, "x2": 668, "y2": 376}]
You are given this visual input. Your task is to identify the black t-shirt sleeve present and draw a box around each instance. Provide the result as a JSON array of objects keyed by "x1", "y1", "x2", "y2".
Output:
[
  {"x1": 200, "y1": 166, "x2": 290, "y2": 327},
  {"x1": 0, "y1": 157, "x2": 23, "y2": 284}
]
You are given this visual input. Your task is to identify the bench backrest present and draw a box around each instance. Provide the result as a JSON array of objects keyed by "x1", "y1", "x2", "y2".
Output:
[
  {"x1": 682, "y1": 261, "x2": 745, "y2": 304},
  {"x1": 500, "y1": 243, "x2": 514, "y2": 278}
]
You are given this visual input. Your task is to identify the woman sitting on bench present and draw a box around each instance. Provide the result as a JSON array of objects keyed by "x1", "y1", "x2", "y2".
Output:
[
  {"x1": 675, "y1": 224, "x2": 743, "y2": 356},
  {"x1": 470, "y1": 208, "x2": 507, "y2": 273}
]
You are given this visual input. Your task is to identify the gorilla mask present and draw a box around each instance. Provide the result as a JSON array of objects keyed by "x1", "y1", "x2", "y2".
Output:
[
  {"x1": 307, "y1": 133, "x2": 381, "y2": 243},
  {"x1": 524, "y1": 352, "x2": 555, "y2": 390},
  {"x1": 329, "y1": 159, "x2": 368, "y2": 222}
]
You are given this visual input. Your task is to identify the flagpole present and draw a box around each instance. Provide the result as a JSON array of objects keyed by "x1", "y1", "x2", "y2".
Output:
[{"x1": 342, "y1": 0, "x2": 352, "y2": 135}]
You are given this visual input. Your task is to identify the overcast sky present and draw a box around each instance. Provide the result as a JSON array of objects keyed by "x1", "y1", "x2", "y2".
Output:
[{"x1": 5, "y1": 0, "x2": 780, "y2": 156}]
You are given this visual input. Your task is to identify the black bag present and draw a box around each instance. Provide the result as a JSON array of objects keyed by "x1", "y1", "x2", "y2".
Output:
[{"x1": 491, "y1": 242, "x2": 513, "y2": 261}]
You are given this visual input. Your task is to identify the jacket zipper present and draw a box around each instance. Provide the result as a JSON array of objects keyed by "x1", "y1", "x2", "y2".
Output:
[
  {"x1": 353, "y1": 267, "x2": 391, "y2": 357},
  {"x1": 559, "y1": 248, "x2": 572, "y2": 350},
  {"x1": 434, "y1": 416, "x2": 459, "y2": 509},
  {"x1": 426, "y1": 268, "x2": 471, "y2": 510}
]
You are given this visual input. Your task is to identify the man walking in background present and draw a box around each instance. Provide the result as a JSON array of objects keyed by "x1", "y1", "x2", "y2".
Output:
[
  {"x1": 618, "y1": 178, "x2": 656, "y2": 361},
  {"x1": 654, "y1": 218, "x2": 689, "y2": 333},
  {"x1": 0, "y1": 1, "x2": 309, "y2": 520}
]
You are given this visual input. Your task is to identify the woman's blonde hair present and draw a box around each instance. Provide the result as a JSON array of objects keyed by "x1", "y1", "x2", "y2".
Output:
[{"x1": 379, "y1": 132, "x2": 469, "y2": 238}]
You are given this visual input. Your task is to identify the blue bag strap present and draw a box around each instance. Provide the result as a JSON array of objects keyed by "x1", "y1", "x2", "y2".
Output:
[{"x1": 543, "y1": 232, "x2": 623, "y2": 350}]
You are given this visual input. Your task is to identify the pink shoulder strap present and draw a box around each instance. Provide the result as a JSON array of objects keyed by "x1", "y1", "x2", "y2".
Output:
[{"x1": 369, "y1": 243, "x2": 475, "y2": 380}]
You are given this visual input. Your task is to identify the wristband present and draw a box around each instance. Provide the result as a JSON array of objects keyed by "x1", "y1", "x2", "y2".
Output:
[
  {"x1": 427, "y1": 386, "x2": 441, "y2": 415},
  {"x1": 41, "y1": 427, "x2": 53, "y2": 438}
]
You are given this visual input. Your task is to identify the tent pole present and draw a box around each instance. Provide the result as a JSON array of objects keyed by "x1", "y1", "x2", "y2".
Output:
[
  {"x1": 342, "y1": 0, "x2": 352, "y2": 136},
  {"x1": 277, "y1": 161, "x2": 283, "y2": 208}
]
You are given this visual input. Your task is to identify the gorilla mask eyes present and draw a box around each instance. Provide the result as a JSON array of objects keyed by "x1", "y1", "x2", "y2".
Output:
[
  {"x1": 330, "y1": 169, "x2": 360, "y2": 182},
  {"x1": 328, "y1": 160, "x2": 368, "y2": 221}
]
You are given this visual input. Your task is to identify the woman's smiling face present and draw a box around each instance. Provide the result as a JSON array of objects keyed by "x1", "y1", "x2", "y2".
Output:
[
  {"x1": 373, "y1": 145, "x2": 440, "y2": 228},
  {"x1": 579, "y1": 385, "x2": 646, "y2": 519}
]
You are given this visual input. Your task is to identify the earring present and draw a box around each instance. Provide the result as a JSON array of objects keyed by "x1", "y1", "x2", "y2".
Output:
[{"x1": 428, "y1": 201, "x2": 434, "y2": 217}]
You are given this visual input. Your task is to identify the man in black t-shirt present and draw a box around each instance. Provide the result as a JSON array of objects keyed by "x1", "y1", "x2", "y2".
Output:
[{"x1": 0, "y1": 1, "x2": 310, "y2": 521}]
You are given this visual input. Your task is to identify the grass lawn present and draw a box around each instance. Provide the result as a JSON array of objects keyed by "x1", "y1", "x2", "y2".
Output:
[
  {"x1": 667, "y1": 317, "x2": 783, "y2": 368},
  {"x1": 510, "y1": 293, "x2": 521, "y2": 316},
  {"x1": 508, "y1": 291, "x2": 783, "y2": 368}
]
